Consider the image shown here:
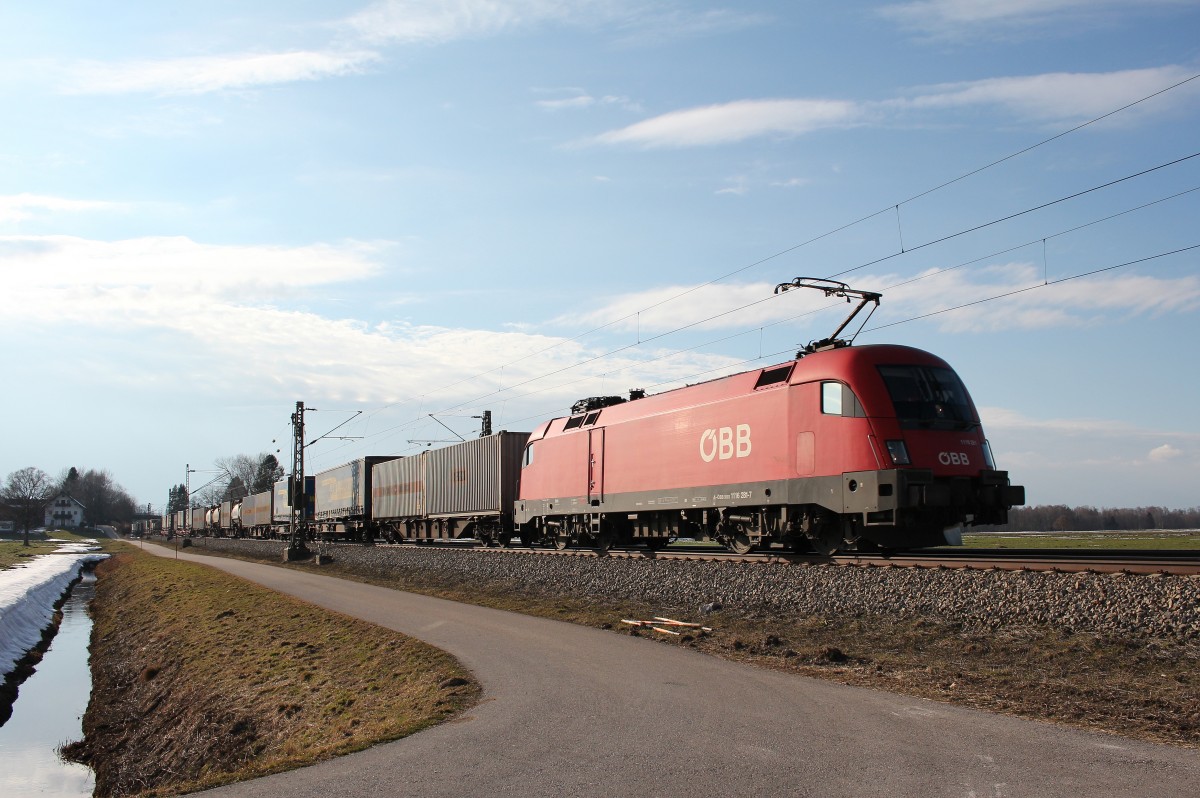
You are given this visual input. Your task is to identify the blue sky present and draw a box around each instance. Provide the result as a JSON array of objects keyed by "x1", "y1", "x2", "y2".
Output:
[{"x1": 2, "y1": 0, "x2": 1198, "y2": 513}]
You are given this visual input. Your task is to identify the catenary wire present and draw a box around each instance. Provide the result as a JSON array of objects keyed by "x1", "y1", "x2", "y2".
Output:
[
  {"x1": 343, "y1": 74, "x2": 1200, "y2": 424},
  {"x1": 333, "y1": 154, "x2": 1200, "y2": 452}
]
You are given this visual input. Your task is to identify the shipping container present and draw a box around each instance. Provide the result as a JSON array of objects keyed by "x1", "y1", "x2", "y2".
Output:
[
  {"x1": 241, "y1": 490, "x2": 273, "y2": 532},
  {"x1": 372, "y1": 456, "x2": 424, "y2": 520},
  {"x1": 313, "y1": 457, "x2": 399, "y2": 521},
  {"x1": 273, "y1": 476, "x2": 315, "y2": 524},
  {"x1": 426, "y1": 432, "x2": 529, "y2": 517}
]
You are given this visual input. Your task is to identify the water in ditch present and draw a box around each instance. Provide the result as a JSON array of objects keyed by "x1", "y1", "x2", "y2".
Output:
[{"x1": 0, "y1": 571, "x2": 97, "y2": 796}]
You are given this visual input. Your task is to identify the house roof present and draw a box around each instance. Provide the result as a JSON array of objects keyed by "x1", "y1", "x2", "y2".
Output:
[{"x1": 45, "y1": 494, "x2": 86, "y2": 510}]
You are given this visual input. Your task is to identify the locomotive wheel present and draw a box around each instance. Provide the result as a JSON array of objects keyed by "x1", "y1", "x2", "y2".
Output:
[
  {"x1": 806, "y1": 525, "x2": 844, "y2": 556},
  {"x1": 727, "y1": 533, "x2": 754, "y2": 555},
  {"x1": 553, "y1": 535, "x2": 569, "y2": 550},
  {"x1": 594, "y1": 529, "x2": 614, "y2": 552}
]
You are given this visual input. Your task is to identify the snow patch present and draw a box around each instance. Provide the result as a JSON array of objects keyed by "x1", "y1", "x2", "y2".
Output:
[{"x1": 0, "y1": 544, "x2": 109, "y2": 682}]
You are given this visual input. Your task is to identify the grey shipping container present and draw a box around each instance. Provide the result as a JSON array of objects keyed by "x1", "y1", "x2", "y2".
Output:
[
  {"x1": 314, "y1": 456, "x2": 399, "y2": 520},
  {"x1": 242, "y1": 490, "x2": 273, "y2": 529},
  {"x1": 372, "y1": 456, "x2": 425, "y2": 520},
  {"x1": 190, "y1": 507, "x2": 206, "y2": 531},
  {"x1": 426, "y1": 431, "x2": 529, "y2": 517}
]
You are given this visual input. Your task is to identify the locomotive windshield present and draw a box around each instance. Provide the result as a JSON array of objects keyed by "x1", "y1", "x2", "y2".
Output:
[{"x1": 877, "y1": 365, "x2": 977, "y2": 430}]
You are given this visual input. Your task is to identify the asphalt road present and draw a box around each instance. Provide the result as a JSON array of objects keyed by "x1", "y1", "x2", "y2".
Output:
[{"x1": 149, "y1": 547, "x2": 1198, "y2": 797}]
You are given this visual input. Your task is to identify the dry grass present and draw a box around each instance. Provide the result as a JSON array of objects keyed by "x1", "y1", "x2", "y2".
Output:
[
  {"x1": 960, "y1": 530, "x2": 1200, "y2": 550},
  {"x1": 63, "y1": 549, "x2": 479, "y2": 797}
]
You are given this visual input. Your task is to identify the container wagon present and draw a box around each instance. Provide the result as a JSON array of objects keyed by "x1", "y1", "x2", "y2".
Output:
[
  {"x1": 372, "y1": 431, "x2": 529, "y2": 545},
  {"x1": 312, "y1": 456, "x2": 400, "y2": 541}
]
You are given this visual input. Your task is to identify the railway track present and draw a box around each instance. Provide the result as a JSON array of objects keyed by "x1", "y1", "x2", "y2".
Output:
[{"x1": 466, "y1": 543, "x2": 1200, "y2": 575}]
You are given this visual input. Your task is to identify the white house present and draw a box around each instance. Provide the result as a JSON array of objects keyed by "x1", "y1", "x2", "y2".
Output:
[{"x1": 44, "y1": 495, "x2": 86, "y2": 529}]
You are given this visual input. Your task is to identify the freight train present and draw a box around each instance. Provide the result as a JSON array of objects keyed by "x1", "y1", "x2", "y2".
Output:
[{"x1": 168, "y1": 280, "x2": 1023, "y2": 554}]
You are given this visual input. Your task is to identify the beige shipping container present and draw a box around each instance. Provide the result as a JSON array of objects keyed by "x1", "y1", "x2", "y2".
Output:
[{"x1": 372, "y1": 456, "x2": 425, "y2": 520}]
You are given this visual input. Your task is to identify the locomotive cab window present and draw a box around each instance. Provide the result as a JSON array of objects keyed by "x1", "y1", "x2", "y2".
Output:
[
  {"x1": 523, "y1": 443, "x2": 535, "y2": 467},
  {"x1": 821, "y1": 381, "x2": 865, "y2": 417},
  {"x1": 877, "y1": 365, "x2": 975, "y2": 430}
]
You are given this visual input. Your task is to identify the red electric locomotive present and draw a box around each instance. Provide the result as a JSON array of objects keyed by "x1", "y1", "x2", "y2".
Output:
[{"x1": 516, "y1": 279, "x2": 1024, "y2": 554}]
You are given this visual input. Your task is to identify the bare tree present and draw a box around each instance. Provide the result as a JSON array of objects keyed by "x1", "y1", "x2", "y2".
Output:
[
  {"x1": 3, "y1": 467, "x2": 54, "y2": 546},
  {"x1": 212, "y1": 453, "x2": 278, "y2": 501},
  {"x1": 69, "y1": 468, "x2": 137, "y2": 526}
]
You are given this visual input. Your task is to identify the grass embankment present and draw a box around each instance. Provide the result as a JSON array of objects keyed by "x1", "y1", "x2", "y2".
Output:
[
  {"x1": 187, "y1": 541, "x2": 1199, "y2": 749},
  {"x1": 961, "y1": 531, "x2": 1200, "y2": 550},
  {"x1": 64, "y1": 548, "x2": 479, "y2": 797}
]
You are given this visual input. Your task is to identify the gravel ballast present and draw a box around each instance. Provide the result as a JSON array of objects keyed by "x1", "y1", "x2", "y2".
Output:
[{"x1": 177, "y1": 537, "x2": 1199, "y2": 642}]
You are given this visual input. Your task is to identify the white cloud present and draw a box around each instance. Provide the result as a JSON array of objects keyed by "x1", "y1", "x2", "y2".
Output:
[
  {"x1": 879, "y1": 0, "x2": 1194, "y2": 38},
  {"x1": 895, "y1": 65, "x2": 1199, "y2": 122},
  {"x1": 0, "y1": 194, "x2": 128, "y2": 224},
  {"x1": 1147, "y1": 443, "x2": 1184, "y2": 462},
  {"x1": 60, "y1": 50, "x2": 379, "y2": 96},
  {"x1": 884, "y1": 262, "x2": 1200, "y2": 333},
  {"x1": 345, "y1": 0, "x2": 569, "y2": 45},
  {"x1": 587, "y1": 65, "x2": 1198, "y2": 148},
  {"x1": 538, "y1": 95, "x2": 597, "y2": 110},
  {"x1": 590, "y1": 98, "x2": 864, "y2": 148},
  {"x1": 344, "y1": 0, "x2": 762, "y2": 46},
  {"x1": 564, "y1": 263, "x2": 1200, "y2": 338},
  {"x1": 535, "y1": 92, "x2": 639, "y2": 112},
  {"x1": 979, "y1": 407, "x2": 1148, "y2": 435},
  {"x1": 716, "y1": 176, "x2": 750, "y2": 196},
  {"x1": 0, "y1": 235, "x2": 383, "y2": 300},
  {"x1": 0, "y1": 233, "x2": 743, "y2": 408}
]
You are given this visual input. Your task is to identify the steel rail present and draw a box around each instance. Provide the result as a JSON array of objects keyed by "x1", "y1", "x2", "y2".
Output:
[{"x1": 467, "y1": 543, "x2": 1200, "y2": 575}]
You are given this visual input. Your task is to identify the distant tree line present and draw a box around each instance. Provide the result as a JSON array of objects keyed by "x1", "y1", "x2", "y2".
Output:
[
  {"x1": 977, "y1": 504, "x2": 1200, "y2": 532},
  {"x1": 1, "y1": 465, "x2": 139, "y2": 542}
]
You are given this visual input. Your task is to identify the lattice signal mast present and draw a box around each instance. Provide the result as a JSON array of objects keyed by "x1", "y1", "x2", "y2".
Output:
[{"x1": 289, "y1": 401, "x2": 308, "y2": 555}]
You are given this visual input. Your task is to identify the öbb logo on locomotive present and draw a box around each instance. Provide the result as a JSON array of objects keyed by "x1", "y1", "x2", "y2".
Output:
[
  {"x1": 939, "y1": 451, "x2": 970, "y2": 466},
  {"x1": 699, "y1": 424, "x2": 752, "y2": 463}
]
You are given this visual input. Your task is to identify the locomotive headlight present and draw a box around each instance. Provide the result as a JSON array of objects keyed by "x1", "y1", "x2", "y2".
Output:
[{"x1": 886, "y1": 440, "x2": 911, "y2": 465}]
